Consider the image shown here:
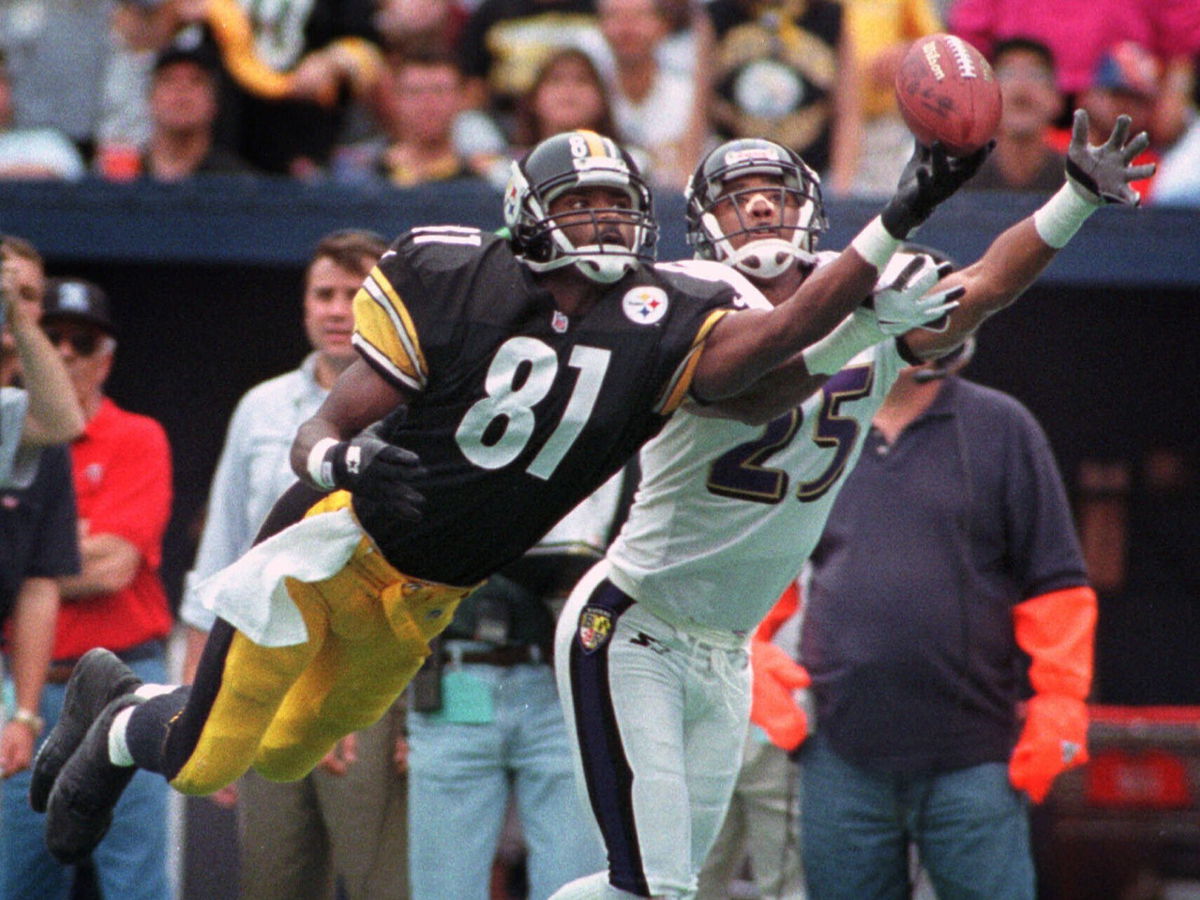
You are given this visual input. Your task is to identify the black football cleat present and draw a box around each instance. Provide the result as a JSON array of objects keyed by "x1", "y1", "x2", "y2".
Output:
[
  {"x1": 30, "y1": 648, "x2": 142, "y2": 813},
  {"x1": 44, "y1": 693, "x2": 143, "y2": 864}
]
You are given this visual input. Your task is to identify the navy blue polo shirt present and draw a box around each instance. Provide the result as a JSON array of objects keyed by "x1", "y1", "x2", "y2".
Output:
[
  {"x1": 0, "y1": 445, "x2": 80, "y2": 626},
  {"x1": 800, "y1": 376, "x2": 1088, "y2": 773}
]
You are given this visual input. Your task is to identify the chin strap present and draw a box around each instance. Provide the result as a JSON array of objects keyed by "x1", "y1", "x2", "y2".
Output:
[
  {"x1": 572, "y1": 246, "x2": 638, "y2": 283},
  {"x1": 701, "y1": 208, "x2": 816, "y2": 281},
  {"x1": 727, "y1": 239, "x2": 815, "y2": 280}
]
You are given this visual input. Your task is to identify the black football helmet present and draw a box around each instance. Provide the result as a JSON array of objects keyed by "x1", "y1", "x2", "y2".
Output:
[
  {"x1": 684, "y1": 138, "x2": 827, "y2": 279},
  {"x1": 504, "y1": 130, "x2": 657, "y2": 283}
]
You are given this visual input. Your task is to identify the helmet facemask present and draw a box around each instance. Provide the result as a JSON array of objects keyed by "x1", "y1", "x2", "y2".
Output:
[{"x1": 685, "y1": 140, "x2": 827, "y2": 280}]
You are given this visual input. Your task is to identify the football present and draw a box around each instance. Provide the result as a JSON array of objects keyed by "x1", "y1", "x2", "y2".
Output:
[{"x1": 894, "y1": 33, "x2": 1002, "y2": 157}]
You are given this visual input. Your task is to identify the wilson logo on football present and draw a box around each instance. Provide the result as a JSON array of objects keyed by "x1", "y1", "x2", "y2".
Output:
[
  {"x1": 622, "y1": 287, "x2": 668, "y2": 325},
  {"x1": 577, "y1": 606, "x2": 614, "y2": 653}
]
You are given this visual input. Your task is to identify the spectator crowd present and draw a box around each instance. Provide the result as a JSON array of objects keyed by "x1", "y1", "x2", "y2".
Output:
[{"x1": 0, "y1": 0, "x2": 1197, "y2": 200}]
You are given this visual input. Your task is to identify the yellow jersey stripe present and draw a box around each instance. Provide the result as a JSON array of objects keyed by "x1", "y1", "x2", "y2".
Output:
[
  {"x1": 352, "y1": 295, "x2": 423, "y2": 388},
  {"x1": 655, "y1": 309, "x2": 730, "y2": 415},
  {"x1": 352, "y1": 270, "x2": 428, "y2": 389},
  {"x1": 364, "y1": 271, "x2": 432, "y2": 376},
  {"x1": 369, "y1": 272, "x2": 427, "y2": 378},
  {"x1": 351, "y1": 334, "x2": 424, "y2": 393}
]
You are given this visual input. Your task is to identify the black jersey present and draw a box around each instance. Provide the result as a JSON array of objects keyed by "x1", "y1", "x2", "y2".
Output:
[{"x1": 349, "y1": 227, "x2": 739, "y2": 586}]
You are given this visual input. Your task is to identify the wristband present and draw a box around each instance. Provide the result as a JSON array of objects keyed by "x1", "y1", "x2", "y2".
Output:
[
  {"x1": 10, "y1": 707, "x2": 44, "y2": 737},
  {"x1": 850, "y1": 217, "x2": 902, "y2": 270},
  {"x1": 801, "y1": 310, "x2": 887, "y2": 376},
  {"x1": 1033, "y1": 183, "x2": 1100, "y2": 249},
  {"x1": 307, "y1": 437, "x2": 340, "y2": 490}
]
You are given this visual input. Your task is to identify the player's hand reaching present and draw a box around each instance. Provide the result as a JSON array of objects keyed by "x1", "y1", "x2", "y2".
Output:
[
  {"x1": 1065, "y1": 110, "x2": 1156, "y2": 207},
  {"x1": 865, "y1": 255, "x2": 963, "y2": 335},
  {"x1": 881, "y1": 141, "x2": 993, "y2": 238},
  {"x1": 312, "y1": 424, "x2": 425, "y2": 518}
]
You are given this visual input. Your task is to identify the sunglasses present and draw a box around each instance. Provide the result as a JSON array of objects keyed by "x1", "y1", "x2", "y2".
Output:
[{"x1": 43, "y1": 325, "x2": 104, "y2": 356}]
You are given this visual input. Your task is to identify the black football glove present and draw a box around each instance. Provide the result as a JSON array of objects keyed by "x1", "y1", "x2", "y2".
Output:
[
  {"x1": 881, "y1": 140, "x2": 993, "y2": 238},
  {"x1": 319, "y1": 428, "x2": 425, "y2": 519},
  {"x1": 1065, "y1": 109, "x2": 1156, "y2": 207}
]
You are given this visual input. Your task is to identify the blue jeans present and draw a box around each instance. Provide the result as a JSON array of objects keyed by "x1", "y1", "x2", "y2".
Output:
[
  {"x1": 800, "y1": 732, "x2": 1034, "y2": 900},
  {"x1": 1, "y1": 655, "x2": 171, "y2": 900},
  {"x1": 406, "y1": 661, "x2": 605, "y2": 900}
]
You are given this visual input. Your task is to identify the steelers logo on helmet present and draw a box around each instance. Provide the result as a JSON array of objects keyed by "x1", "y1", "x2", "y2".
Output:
[
  {"x1": 504, "y1": 130, "x2": 657, "y2": 284},
  {"x1": 684, "y1": 138, "x2": 827, "y2": 280}
]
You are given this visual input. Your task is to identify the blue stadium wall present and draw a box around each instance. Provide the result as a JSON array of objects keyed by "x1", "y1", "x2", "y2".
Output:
[{"x1": 2, "y1": 178, "x2": 1197, "y2": 705}]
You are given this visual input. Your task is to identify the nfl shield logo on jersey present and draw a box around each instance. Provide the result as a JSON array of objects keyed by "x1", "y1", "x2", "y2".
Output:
[
  {"x1": 577, "y1": 606, "x2": 614, "y2": 653},
  {"x1": 622, "y1": 287, "x2": 669, "y2": 325}
]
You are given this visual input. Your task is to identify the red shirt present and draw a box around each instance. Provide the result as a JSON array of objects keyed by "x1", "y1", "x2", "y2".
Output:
[{"x1": 56, "y1": 397, "x2": 173, "y2": 659}]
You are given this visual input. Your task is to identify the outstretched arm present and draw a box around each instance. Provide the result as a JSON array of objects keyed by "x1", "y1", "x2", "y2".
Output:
[
  {"x1": 905, "y1": 110, "x2": 1153, "y2": 362},
  {"x1": 696, "y1": 255, "x2": 961, "y2": 423},
  {"x1": 691, "y1": 141, "x2": 988, "y2": 402}
]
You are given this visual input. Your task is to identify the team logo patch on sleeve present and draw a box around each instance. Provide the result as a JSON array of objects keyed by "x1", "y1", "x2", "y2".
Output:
[
  {"x1": 577, "y1": 606, "x2": 615, "y2": 653},
  {"x1": 622, "y1": 287, "x2": 669, "y2": 325}
]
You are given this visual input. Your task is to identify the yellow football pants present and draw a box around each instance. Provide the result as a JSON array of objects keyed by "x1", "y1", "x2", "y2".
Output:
[{"x1": 171, "y1": 491, "x2": 473, "y2": 795}]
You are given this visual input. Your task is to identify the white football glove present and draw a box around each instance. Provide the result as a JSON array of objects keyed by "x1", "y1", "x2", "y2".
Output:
[
  {"x1": 866, "y1": 254, "x2": 963, "y2": 336},
  {"x1": 1066, "y1": 109, "x2": 1156, "y2": 207}
]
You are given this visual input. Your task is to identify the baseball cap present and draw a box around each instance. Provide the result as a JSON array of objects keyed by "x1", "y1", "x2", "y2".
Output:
[
  {"x1": 153, "y1": 28, "x2": 220, "y2": 75},
  {"x1": 41, "y1": 279, "x2": 115, "y2": 336},
  {"x1": 1092, "y1": 42, "x2": 1161, "y2": 98}
]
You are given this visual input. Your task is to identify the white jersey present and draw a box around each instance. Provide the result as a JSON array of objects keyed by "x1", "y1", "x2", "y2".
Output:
[{"x1": 606, "y1": 253, "x2": 913, "y2": 634}]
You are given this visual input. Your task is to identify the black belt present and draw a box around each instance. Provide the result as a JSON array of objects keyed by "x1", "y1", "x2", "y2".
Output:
[
  {"x1": 446, "y1": 644, "x2": 550, "y2": 667},
  {"x1": 46, "y1": 639, "x2": 166, "y2": 684}
]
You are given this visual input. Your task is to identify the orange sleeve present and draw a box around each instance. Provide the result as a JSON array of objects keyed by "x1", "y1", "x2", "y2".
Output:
[
  {"x1": 1012, "y1": 585, "x2": 1097, "y2": 699},
  {"x1": 754, "y1": 581, "x2": 800, "y2": 643}
]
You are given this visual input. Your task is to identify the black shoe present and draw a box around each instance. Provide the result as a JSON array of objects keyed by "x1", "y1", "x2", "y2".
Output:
[
  {"x1": 44, "y1": 694, "x2": 142, "y2": 864},
  {"x1": 30, "y1": 648, "x2": 141, "y2": 813}
]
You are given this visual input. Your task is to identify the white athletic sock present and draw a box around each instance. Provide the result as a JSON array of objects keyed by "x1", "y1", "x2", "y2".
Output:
[
  {"x1": 107, "y1": 706, "x2": 137, "y2": 768},
  {"x1": 107, "y1": 684, "x2": 174, "y2": 767},
  {"x1": 133, "y1": 683, "x2": 176, "y2": 701}
]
